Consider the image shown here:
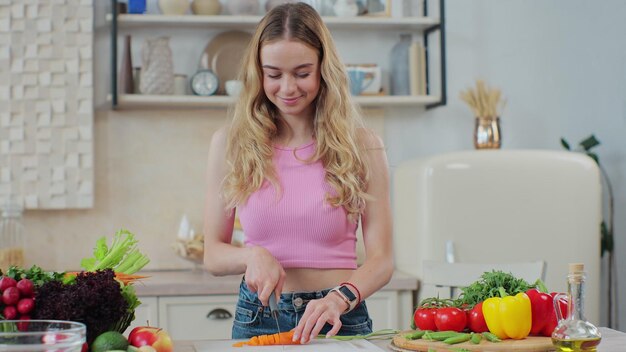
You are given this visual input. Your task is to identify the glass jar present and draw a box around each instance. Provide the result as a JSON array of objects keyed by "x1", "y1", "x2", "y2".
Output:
[
  {"x1": 0, "y1": 200, "x2": 25, "y2": 271},
  {"x1": 551, "y1": 263, "x2": 602, "y2": 351}
]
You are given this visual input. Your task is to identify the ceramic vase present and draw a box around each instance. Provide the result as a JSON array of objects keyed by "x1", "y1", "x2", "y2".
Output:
[
  {"x1": 227, "y1": 0, "x2": 260, "y2": 16},
  {"x1": 474, "y1": 117, "x2": 501, "y2": 149},
  {"x1": 158, "y1": 0, "x2": 189, "y2": 15},
  {"x1": 140, "y1": 37, "x2": 175, "y2": 95},
  {"x1": 191, "y1": 0, "x2": 222, "y2": 15},
  {"x1": 333, "y1": 0, "x2": 358, "y2": 17},
  {"x1": 119, "y1": 35, "x2": 134, "y2": 94}
]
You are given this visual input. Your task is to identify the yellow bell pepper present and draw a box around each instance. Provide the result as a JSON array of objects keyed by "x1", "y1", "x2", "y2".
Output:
[{"x1": 482, "y1": 292, "x2": 532, "y2": 340}]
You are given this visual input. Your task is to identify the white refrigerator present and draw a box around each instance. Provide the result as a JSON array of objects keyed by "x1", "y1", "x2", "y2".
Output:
[{"x1": 392, "y1": 150, "x2": 602, "y2": 324}]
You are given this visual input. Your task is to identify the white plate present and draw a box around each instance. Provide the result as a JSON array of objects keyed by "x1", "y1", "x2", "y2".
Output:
[{"x1": 200, "y1": 31, "x2": 252, "y2": 94}]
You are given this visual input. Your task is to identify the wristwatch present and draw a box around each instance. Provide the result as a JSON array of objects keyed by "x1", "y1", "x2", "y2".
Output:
[{"x1": 329, "y1": 285, "x2": 358, "y2": 313}]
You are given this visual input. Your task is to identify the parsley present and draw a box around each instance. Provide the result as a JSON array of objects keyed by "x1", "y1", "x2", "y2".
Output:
[
  {"x1": 458, "y1": 270, "x2": 533, "y2": 306},
  {"x1": 2, "y1": 265, "x2": 65, "y2": 287}
]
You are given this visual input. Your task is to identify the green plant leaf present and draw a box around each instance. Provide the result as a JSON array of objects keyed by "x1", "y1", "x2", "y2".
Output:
[
  {"x1": 586, "y1": 152, "x2": 599, "y2": 164},
  {"x1": 560, "y1": 138, "x2": 571, "y2": 150},
  {"x1": 579, "y1": 135, "x2": 600, "y2": 151},
  {"x1": 601, "y1": 221, "x2": 613, "y2": 256}
]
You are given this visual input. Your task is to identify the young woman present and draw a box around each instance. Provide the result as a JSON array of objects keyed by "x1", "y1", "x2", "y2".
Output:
[{"x1": 203, "y1": 2, "x2": 393, "y2": 344}]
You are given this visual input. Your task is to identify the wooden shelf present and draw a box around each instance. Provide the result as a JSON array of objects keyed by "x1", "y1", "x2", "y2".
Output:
[
  {"x1": 110, "y1": 94, "x2": 441, "y2": 109},
  {"x1": 106, "y1": 14, "x2": 440, "y2": 31}
]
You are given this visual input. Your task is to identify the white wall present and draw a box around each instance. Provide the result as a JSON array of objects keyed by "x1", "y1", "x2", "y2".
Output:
[
  {"x1": 386, "y1": 0, "x2": 626, "y2": 330},
  {"x1": 18, "y1": 0, "x2": 626, "y2": 331}
]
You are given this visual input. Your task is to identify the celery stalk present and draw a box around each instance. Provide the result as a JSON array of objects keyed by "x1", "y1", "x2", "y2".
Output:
[{"x1": 81, "y1": 229, "x2": 149, "y2": 273}]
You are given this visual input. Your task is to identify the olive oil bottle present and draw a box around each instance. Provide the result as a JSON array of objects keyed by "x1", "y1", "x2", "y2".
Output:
[{"x1": 551, "y1": 263, "x2": 602, "y2": 351}]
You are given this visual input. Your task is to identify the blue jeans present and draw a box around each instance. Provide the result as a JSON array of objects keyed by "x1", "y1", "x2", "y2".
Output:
[{"x1": 232, "y1": 279, "x2": 373, "y2": 339}]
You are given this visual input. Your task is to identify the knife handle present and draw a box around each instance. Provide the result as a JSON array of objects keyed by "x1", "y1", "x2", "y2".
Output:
[{"x1": 269, "y1": 292, "x2": 279, "y2": 313}]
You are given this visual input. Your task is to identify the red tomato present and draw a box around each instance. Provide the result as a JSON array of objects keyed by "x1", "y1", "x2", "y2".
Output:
[
  {"x1": 413, "y1": 308, "x2": 437, "y2": 331},
  {"x1": 435, "y1": 307, "x2": 467, "y2": 332},
  {"x1": 467, "y1": 302, "x2": 489, "y2": 333}
]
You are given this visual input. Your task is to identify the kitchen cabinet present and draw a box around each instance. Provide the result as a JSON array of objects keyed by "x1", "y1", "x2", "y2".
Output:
[
  {"x1": 130, "y1": 296, "x2": 159, "y2": 331},
  {"x1": 106, "y1": 0, "x2": 446, "y2": 110},
  {"x1": 129, "y1": 290, "x2": 414, "y2": 340}
]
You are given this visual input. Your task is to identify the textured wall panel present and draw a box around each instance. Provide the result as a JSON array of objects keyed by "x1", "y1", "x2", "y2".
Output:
[{"x1": 0, "y1": 0, "x2": 93, "y2": 209}]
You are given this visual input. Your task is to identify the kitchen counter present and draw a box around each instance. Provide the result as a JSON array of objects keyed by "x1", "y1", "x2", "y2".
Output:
[
  {"x1": 134, "y1": 269, "x2": 419, "y2": 296},
  {"x1": 173, "y1": 327, "x2": 626, "y2": 351}
]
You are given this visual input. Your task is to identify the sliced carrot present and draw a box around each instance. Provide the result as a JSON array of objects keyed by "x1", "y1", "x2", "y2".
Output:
[{"x1": 232, "y1": 331, "x2": 300, "y2": 347}]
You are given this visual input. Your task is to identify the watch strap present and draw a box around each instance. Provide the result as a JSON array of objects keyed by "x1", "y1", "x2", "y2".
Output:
[{"x1": 329, "y1": 285, "x2": 358, "y2": 314}]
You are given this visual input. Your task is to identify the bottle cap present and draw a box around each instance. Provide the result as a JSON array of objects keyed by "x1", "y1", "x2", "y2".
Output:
[
  {"x1": 569, "y1": 263, "x2": 584, "y2": 274},
  {"x1": 568, "y1": 263, "x2": 585, "y2": 283}
]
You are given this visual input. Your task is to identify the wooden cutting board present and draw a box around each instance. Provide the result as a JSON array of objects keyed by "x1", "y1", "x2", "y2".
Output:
[{"x1": 391, "y1": 330, "x2": 555, "y2": 352}]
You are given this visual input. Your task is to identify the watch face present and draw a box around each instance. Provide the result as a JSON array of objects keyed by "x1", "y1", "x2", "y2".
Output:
[
  {"x1": 339, "y1": 285, "x2": 357, "y2": 302},
  {"x1": 191, "y1": 70, "x2": 219, "y2": 96}
]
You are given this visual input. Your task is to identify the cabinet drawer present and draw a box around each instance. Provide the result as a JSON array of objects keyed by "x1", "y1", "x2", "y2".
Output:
[
  {"x1": 366, "y1": 291, "x2": 399, "y2": 331},
  {"x1": 158, "y1": 295, "x2": 238, "y2": 340},
  {"x1": 128, "y1": 296, "x2": 159, "y2": 334}
]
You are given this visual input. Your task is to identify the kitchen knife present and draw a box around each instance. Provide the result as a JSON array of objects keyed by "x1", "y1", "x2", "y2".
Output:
[{"x1": 268, "y1": 292, "x2": 281, "y2": 333}]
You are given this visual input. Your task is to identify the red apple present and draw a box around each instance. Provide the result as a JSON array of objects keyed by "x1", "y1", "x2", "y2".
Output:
[{"x1": 128, "y1": 326, "x2": 173, "y2": 352}]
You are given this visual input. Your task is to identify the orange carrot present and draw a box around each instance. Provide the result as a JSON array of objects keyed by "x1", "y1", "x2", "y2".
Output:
[
  {"x1": 113, "y1": 272, "x2": 149, "y2": 285},
  {"x1": 232, "y1": 330, "x2": 300, "y2": 347},
  {"x1": 63, "y1": 271, "x2": 148, "y2": 285}
]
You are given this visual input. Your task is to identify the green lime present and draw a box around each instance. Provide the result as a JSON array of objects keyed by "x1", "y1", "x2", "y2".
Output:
[{"x1": 90, "y1": 331, "x2": 129, "y2": 352}]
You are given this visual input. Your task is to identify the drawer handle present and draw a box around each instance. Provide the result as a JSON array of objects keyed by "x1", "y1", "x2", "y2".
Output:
[{"x1": 206, "y1": 308, "x2": 233, "y2": 320}]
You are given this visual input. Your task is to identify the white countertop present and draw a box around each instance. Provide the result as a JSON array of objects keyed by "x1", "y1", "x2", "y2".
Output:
[
  {"x1": 173, "y1": 328, "x2": 626, "y2": 351},
  {"x1": 133, "y1": 269, "x2": 419, "y2": 296}
]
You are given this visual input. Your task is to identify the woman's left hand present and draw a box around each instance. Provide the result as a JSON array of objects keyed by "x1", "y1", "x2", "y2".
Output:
[{"x1": 292, "y1": 292, "x2": 349, "y2": 344}]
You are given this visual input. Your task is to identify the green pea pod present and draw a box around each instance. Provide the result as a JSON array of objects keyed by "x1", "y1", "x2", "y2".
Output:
[
  {"x1": 443, "y1": 333, "x2": 472, "y2": 345},
  {"x1": 404, "y1": 330, "x2": 428, "y2": 340},
  {"x1": 423, "y1": 331, "x2": 461, "y2": 341},
  {"x1": 482, "y1": 331, "x2": 502, "y2": 342},
  {"x1": 470, "y1": 332, "x2": 483, "y2": 344}
]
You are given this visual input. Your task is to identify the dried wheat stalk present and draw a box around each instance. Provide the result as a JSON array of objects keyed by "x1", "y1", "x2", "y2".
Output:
[{"x1": 459, "y1": 80, "x2": 506, "y2": 119}]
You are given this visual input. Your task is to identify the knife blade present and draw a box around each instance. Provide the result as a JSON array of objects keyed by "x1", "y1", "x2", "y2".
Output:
[{"x1": 268, "y1": 292, "x2": 281, "y2": 334}]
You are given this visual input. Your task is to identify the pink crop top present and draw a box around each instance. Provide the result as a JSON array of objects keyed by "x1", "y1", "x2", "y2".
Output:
[{"x1": 237, "y1": 141, "x2": 358, "y2": 269}]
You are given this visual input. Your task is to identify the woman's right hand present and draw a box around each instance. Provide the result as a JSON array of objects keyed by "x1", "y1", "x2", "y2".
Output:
[{"x1": 244, "y1": 246, "x2": 286, "y2": 306}]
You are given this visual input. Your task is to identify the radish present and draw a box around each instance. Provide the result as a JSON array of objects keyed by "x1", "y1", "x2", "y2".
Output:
[
  {"x1": 0, "y1": 276, "x2": 17, "y2": 291},
  {"x1": 3, "y1": 305, "x2": 17, "y2": 320},
  {"x1": 17, "y1": 297, "x2": 35, "y2": 314},
  {"x1": 16, "y1": 278, "x2": 34, "y2": 297},
  {"x1": 17, "y1": 315, "x2": 30, "y2": 331},
  {"x1": 2, "y1": 286, "x2": 20, "y2": 305}
]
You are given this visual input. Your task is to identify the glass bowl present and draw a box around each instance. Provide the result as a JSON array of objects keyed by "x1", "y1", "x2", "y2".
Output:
[{"x1": 0, "y1": 320, "x2": 86, "y2": 352}]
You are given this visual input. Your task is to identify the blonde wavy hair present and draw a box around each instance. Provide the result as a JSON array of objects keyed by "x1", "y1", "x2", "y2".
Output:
[{"x1": 223, "y1": 2, "x2": 370, "y2": 219}]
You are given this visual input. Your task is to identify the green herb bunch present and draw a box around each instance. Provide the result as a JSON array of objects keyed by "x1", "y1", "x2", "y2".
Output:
[{"x1": 458, "y1": 270, "x2": 534, "y2": 306}]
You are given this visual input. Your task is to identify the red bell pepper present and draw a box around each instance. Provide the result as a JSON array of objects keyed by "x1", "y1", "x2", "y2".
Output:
[
  {"x1": 526, "y1": 288, "x2": 553, "y2": 335},
  {"x1": 541, "y1": 292, "x2": 569, "y2": 337}
]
